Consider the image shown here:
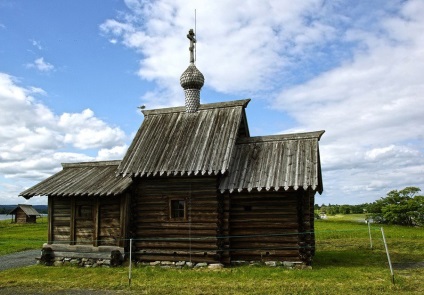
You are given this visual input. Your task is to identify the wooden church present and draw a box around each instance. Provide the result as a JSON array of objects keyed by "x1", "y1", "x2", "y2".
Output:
[{"x1": 20, "y1": 30, "x2": 324, "y2": 266}]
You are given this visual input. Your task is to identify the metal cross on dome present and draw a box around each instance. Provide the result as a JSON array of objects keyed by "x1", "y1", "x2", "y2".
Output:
[{"x1": 187, "y1": 29, "x2": 196, "y2": 63}]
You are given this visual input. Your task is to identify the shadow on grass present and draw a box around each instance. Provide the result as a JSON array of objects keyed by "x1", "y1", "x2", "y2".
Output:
[{"x1": 313, "y1": 249, "x2": 386, "y2": 269}]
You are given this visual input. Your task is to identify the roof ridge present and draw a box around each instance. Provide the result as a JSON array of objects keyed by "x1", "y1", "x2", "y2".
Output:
[
  {"x1": 142, "y1": 99, "x2": 251, "y2": 116},
  {"x1": 62, "y1": 160, "x2": 121, "y2": 168},
  {"x1": 236, "y1": 130, "x2": 325, "y2": 144}
]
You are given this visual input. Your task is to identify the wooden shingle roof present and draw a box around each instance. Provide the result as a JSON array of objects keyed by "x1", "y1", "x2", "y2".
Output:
[
  {"x1": 117, "y1": 99, "x2": 251, "y2": 177},
  {"x1": 219, "y1": 131, "x2": 324, "y2": 193},
  {"x1": 20, "y1": 161, "x2": 132, "y2": 198},
  {"x1": 8, "y1": 204, "x2": 41, "y2": 216}
]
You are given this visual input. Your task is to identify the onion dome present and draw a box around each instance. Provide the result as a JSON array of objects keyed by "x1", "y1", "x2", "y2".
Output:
[
  {"x1": 180, "y1": 63, "x2": 205, "y2": 90},
  {"x1": 181, "y1": 29, "x2": 204, "y2": 113}
]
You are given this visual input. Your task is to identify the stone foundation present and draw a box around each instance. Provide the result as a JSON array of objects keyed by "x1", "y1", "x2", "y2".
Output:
[
  {"x1": 135, "y1": 260, "x2": 310, "y2": 269},
  {"x1": 48, "y1": 257, "x2": 113, "y2": 268}
]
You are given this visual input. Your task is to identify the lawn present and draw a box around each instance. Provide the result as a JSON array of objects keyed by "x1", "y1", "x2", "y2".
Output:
[
  {"x1": 0, "y1": 215, "x2": 423, "y2": 294},
  {"x1": 0, "y1": 217, "x2": 48, "y2": 255}
]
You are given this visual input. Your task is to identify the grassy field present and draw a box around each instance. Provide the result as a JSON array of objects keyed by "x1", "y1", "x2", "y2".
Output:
[
  {"x1": 0, "y1": 215, "x2": 423, "y2": 294},
  {"x1": 0, "y1": 217, "x2": 47, "y2": 255}
]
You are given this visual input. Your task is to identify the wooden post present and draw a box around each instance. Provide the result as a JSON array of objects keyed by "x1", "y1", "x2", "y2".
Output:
[
  {"x1": 70, "y1": 198, "x2": 76, "y2": 245},
  {"x1": 93, "y1": 197, "x2": 100, "y2": 247},
  {"x1": 128, "y1": 238, "x2": 132, "y2": 287},
  {"x1": 47, "y1": 196, "x2": 53, "y2": 244}
]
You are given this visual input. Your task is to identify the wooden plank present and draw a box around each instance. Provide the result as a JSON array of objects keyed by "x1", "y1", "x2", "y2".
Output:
[
  {"x1": 134, "y1": 254, "x2": 220, "y2": 263},
  {"x1": 54, "y1": 251, "x2": 112, "y2": 260},
  {"x1": 70, "y1": 198, "x2": 76, "y2": 245},
  {"x1": 135, "y1": 242, "x2": 219, "y2": 250},
  {"x1": 48, "y1": 196, "x2": 53, "y2": 244}
]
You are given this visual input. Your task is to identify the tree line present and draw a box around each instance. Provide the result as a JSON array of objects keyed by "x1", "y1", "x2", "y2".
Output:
[{"x1": 316, "y1": 186, "x2": 424, "y2": 226}]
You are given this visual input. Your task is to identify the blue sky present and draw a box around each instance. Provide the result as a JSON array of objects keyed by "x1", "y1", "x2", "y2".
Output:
[{"x1": 0, "y1": 0, "x2": 423, "y2": 205}]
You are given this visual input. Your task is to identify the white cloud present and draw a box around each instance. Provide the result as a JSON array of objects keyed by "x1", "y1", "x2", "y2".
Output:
[
  {"x1": 99, "y1": 0, "x2": 423, "y2": 204},
  {"x1": 0, "y1": 73, "x2": 128, "y2": 204},
  {"x1": 274, "y1": 0, "x2": 424, "y2": 203},
  {"x1": 26, "y1": 57, "x2": 55, "y2": 72},
  {"x1": 59, "y1": 109, "x2": 126, "y2": 149},
  {"x1": 100, "y1": 0, "x2": 341, "y2": 105},
  {"x1": 31, "y1": 39, "x2": 43, "y2": 50},
  {"x1": 97, "y1": 145, "x2": 128, "y2": 161}
]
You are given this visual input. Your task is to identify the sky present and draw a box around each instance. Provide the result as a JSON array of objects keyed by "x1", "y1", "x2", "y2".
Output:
[{"x1": 0, "y1": 0, "x2": 423, "y2": 206}]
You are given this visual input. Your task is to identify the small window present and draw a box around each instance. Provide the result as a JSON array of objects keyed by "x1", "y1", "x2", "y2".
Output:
[
  {"x1": 77, "y1": 205, "x2": 92, "y2": 219},
  {"x1": 170, "y1": 199, "x2": 186, "y2": 220}
]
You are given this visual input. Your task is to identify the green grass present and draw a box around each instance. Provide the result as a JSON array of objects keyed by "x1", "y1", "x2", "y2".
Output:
[
  {"x1": 0, "y1": 215, "x2": 423, "y2": 294},
  {"x1": 0, "y1": 217, "x2": 48, "y2": 255}
]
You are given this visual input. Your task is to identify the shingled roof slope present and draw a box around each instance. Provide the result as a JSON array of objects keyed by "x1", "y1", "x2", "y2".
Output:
[
  {"x1": 8, "y1": 204, "x2": 41, "y2": 216},
  {"x1": 20, "y1": 161, "x2": 132, "y2": 198},
  {"x1": 118, "y1": 99, "x2": 250, "y2": 177},
  {"x1": 219, "y1": 131, "x2": 324, "y2": 193}
]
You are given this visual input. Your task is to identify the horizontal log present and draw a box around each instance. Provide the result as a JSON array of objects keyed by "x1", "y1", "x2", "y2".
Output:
[
  {"x1": 230, "y1": 220, "x2": 298, "y2": 226},
  {"x1": 136, "y1": 222, "x2": 217, "y2": 230},
  {"x1": 136, "y1": 228, "x2": 218, "y2": 237},
  {"x1": 229, "y1": 229, "x2": 299, "y2": 236},
  {"x1": 53, "y1": 216, "x2": 71, "y2": 222},
  {"x1": 134, "y1": 215, "x2": 218, "y2": 223},
  {"x1": 135, "y1": 241, "x2": 219, "y2": 250},
  {"x1": 98, "y1": 238, "x2": 119, "y2": 246},
  {"x1": 230, "y1": 242, "x2": 299, "y2": 249},
  {"x1": 135, "y1": 249, "x2": 218, "y2": 256},
  {"x1": 99, "y1": 219, "x2": 120, "y2": 227},
  {"x1": 75, "y1": 220, "x2": 94, "y2": 227},
  {"x1": 52, "y1": 234, "x2": 70, "y2": 241},
  {"x1": 99, "y1": 228, "x2": 120, "y2": 236},
  {"x1": 230, "y1": 213, "x2": 297, "y2": 219},
  {"x1": 53, "y1": 251, "x2": 112, "y2": 260},
  {"x1": 230, "y1": 250, "x2": 299, "y2": 257},
  {"x1": 45, "y1": 244, "x2": 124, "y2": 252},
  {"x1": 53, "y1": 225, "x2": 70, "y2": 232},
  {"x1": 53, "y1": 230, "x2": 70, "y2": 235},
  {"x1": 134, "y1": 254, "x2": 220, "y2": 263},
  {"x1": 229, "y1": 236, "x2": 299, "y2": 243}
]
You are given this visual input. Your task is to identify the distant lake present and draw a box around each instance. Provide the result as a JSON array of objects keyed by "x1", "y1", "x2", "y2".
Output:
[
  {"x1": 0, "y1": 214, "x2": 12, "y2": 221},
  {"x1": 0, "y1": 214, "x2": 47, "y2": 221}
]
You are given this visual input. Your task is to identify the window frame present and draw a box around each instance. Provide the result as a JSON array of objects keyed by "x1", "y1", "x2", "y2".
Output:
[
  {"x1": 168, "y1": 198, "x2": 187, "y2": 221},
  {"x1": 76, "y1": 204, "x2": 93, "y2": 220}
]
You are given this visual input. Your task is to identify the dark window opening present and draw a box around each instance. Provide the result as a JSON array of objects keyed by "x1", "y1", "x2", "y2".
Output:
[
  {"x1": 77, "y1": 205, "x2": 92, "y2": 219},
  {"x1": 170, "y1": 199, "x2": 186, "y2": 219}
]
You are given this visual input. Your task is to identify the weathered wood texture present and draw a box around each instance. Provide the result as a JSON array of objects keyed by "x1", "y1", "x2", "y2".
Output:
[
  {"x1": 51, "y1": 197, "x2": 72, "y2": 244},
  {"x1": 220, "y1": 131, "x2": 324, "y2": 194},
  {"x1": 9, "y1": 205, "x2": 40, "y2": 223},
  {"x1": 118, "y1": 100, "x2": 250, "y2": 178},
  {"x1": 98, "y1": 197, "x2": 122, "y2": 246},
  {"x1": 229, "y1": 191, "x2": 302, "y2": 262},
  {"x1": 49, "y1": 195, "x2": 124, "y2": 247},
  {"x1": 14, "y1": 208, "x2": 36, "y2": 223},
  {"x1": 132, "y1": 177, "x2": 223, "y2": 263}
]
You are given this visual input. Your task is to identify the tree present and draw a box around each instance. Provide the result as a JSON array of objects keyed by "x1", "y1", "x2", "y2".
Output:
[{"x1": 371, "y1": 187, "x2": 424, "y2": 226}]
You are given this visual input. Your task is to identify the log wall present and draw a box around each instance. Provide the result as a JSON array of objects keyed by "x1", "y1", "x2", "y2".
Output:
[
  {"x1": 297, "y1": 189, "x2": 315, "y2": 263},
  {"x1": 132, "y1": 176, "x2": 222, "y2": 263},
  {"x1": 49, "y1": 195, "x2": 125, "y2": 248},
  {"x1": 50, "y1": 197, "x2": 72, "y2": 244},
  {"x1": 15, "y1": 209, "x2": 35, "y2": 223},
  {"x1": 98, "y1": 197, "x2": 123, "y2": 246},
  {"x1": 229, "y1": 191, "x2": 301, "y2": 262}
]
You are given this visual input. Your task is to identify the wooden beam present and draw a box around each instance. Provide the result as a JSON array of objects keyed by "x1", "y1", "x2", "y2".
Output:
[
  {"x1": 70, "y1": 198, "x2": 76, "y2": 245},
  {"x1": 47, "y1": 196, "x2": 53, "y2": 244},
  {"x1": 93, "y1": 197, "x2": 99, "y2": 247}
]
